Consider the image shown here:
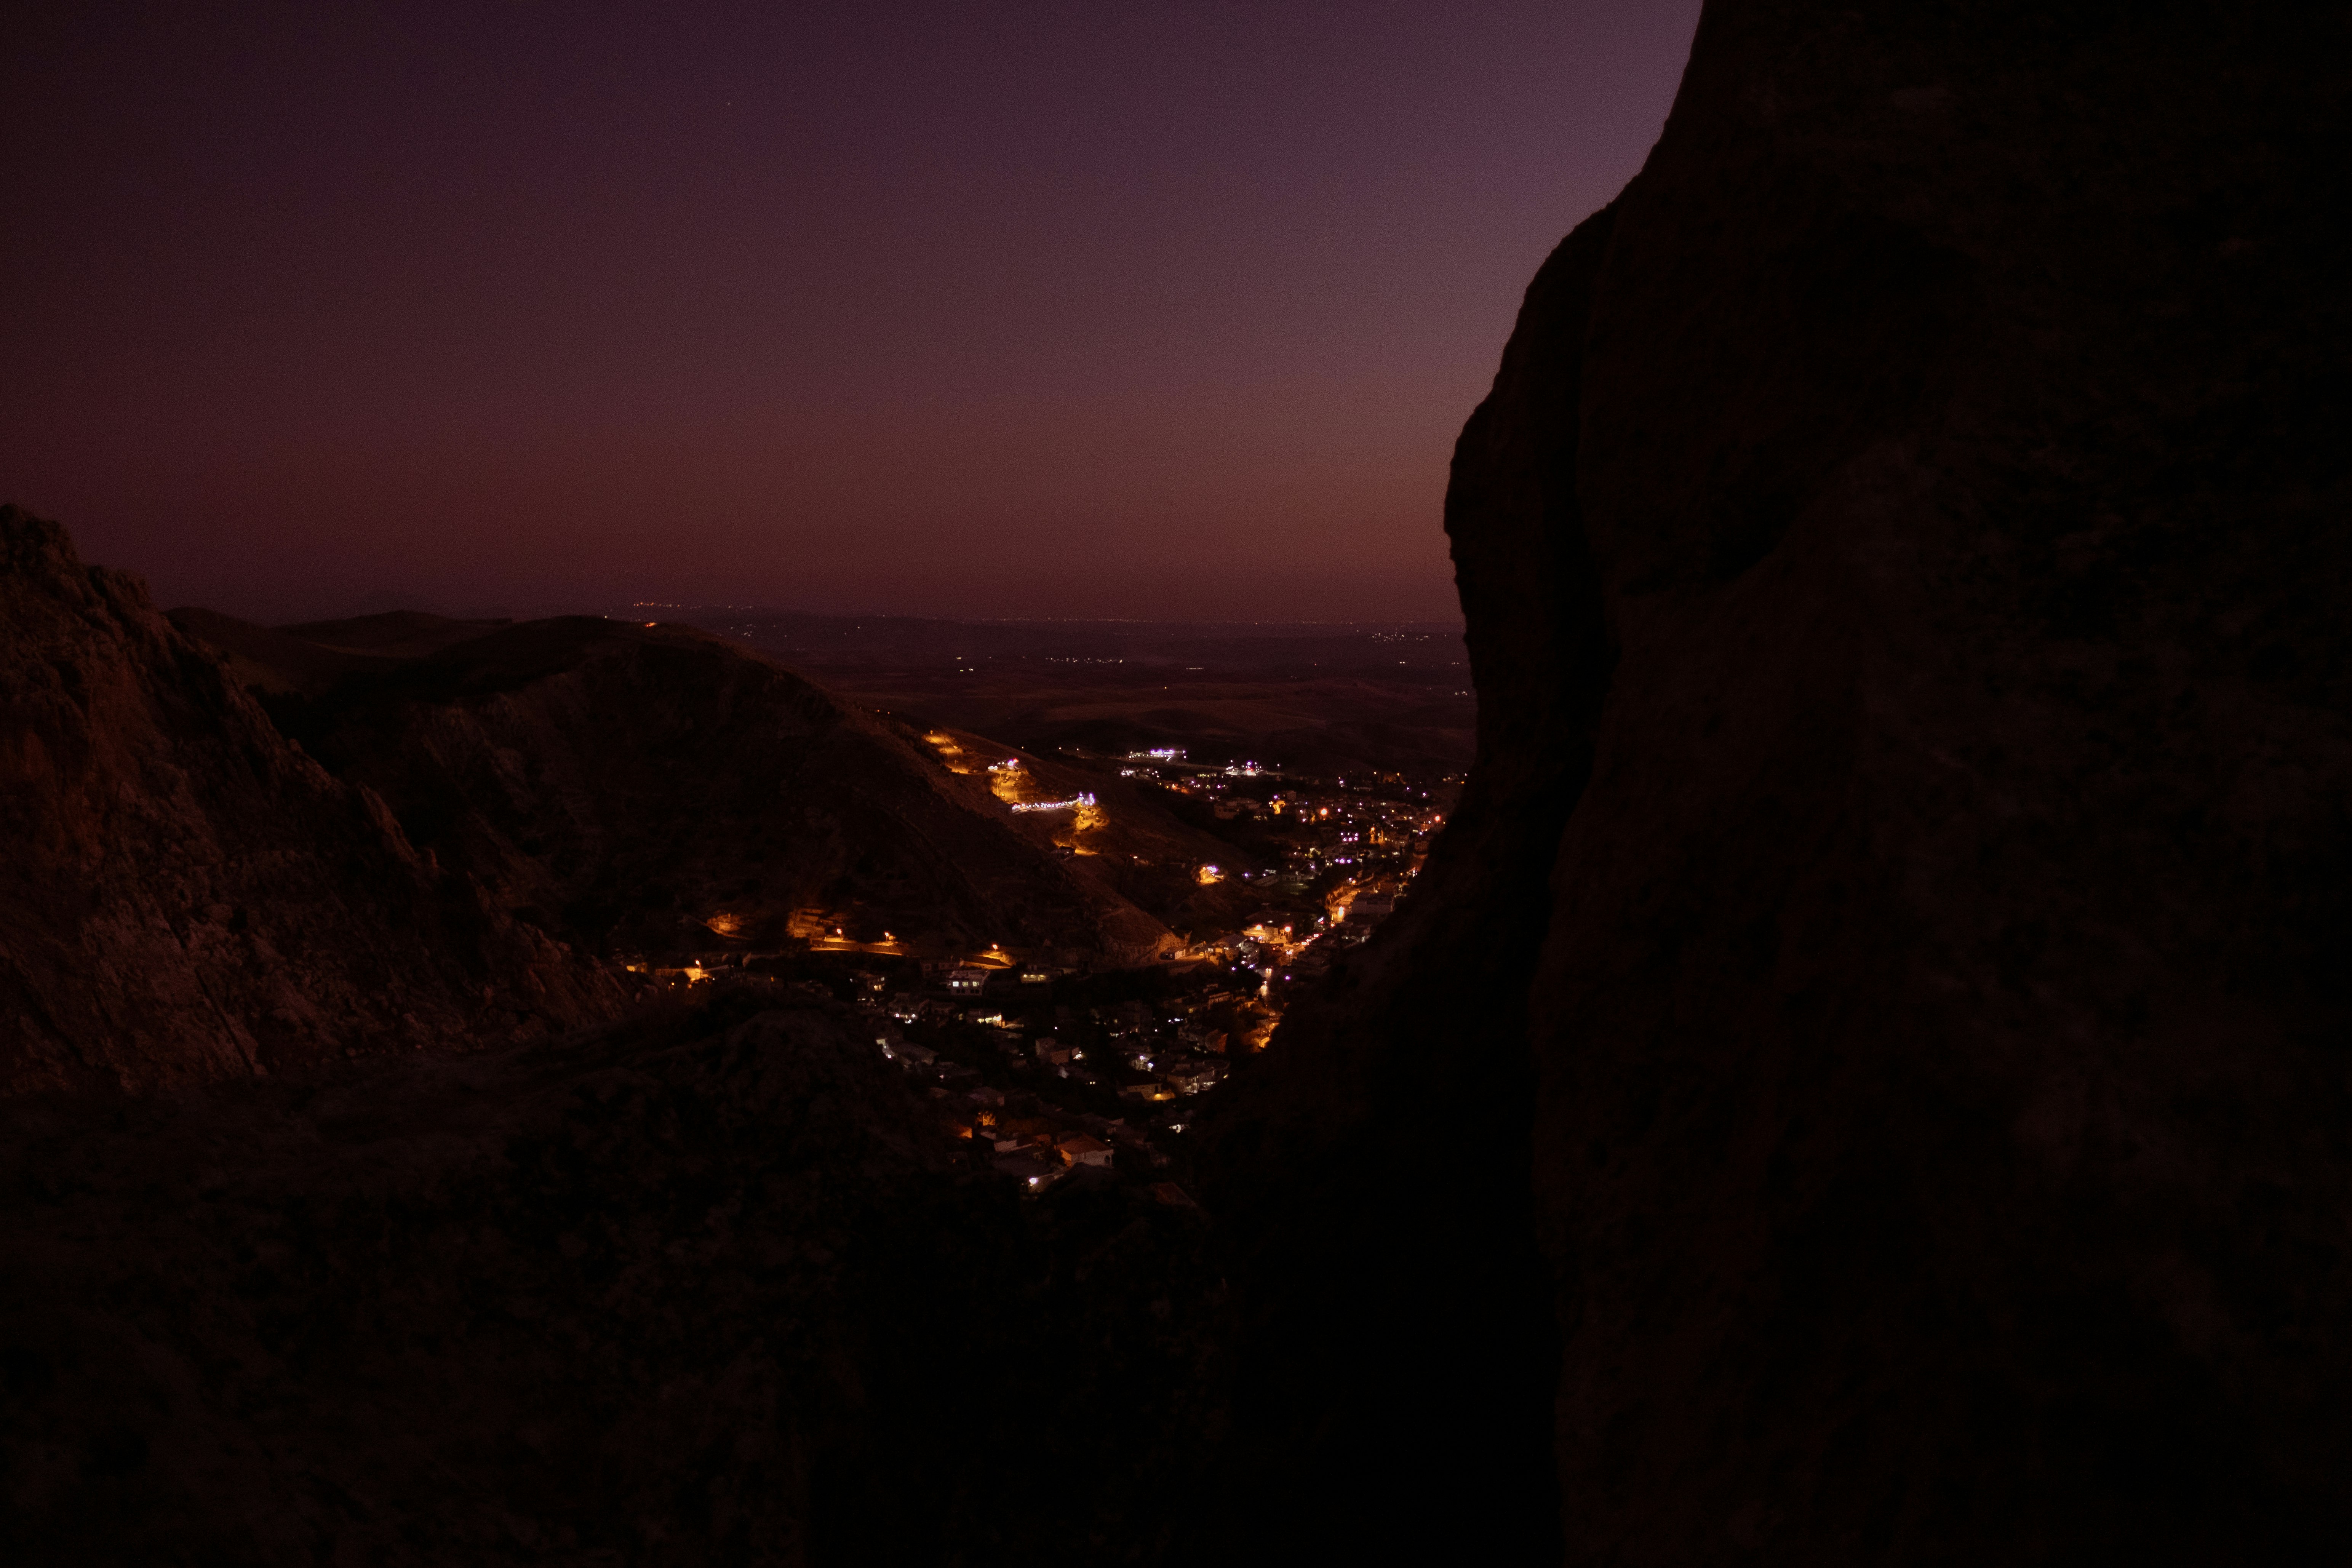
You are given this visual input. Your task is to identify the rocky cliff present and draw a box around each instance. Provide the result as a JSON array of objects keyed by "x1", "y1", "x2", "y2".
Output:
[
  {"x1": 0, "y1": 508, "x2": 616, "y2": 1095},
  {"x1": 1201, "y1": 3, "x2": 2352, "y2": 1563}
]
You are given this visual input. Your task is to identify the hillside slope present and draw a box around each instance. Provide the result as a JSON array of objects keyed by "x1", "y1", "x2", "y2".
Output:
[
  {"x1": 917, "y1": 725, "x2": 1266, "y2": 937},
  {"x1": 219, "y1": 614, "x2": 1178, "y2": 965}
]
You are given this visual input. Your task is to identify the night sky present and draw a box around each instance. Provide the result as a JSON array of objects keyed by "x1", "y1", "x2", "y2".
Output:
[{"x1": 3, "y1": 2, "x2": 1698, "y2": 622}]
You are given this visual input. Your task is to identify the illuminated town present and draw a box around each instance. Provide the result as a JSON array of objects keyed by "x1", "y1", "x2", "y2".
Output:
[{"x1": 632, "y1": 745, "x2": 1457, "y2": 1191}]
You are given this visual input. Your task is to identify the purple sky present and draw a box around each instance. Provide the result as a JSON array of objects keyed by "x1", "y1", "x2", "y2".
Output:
[{"x1": 2, "y1": 1, "x2": 1698, "y2": 622}]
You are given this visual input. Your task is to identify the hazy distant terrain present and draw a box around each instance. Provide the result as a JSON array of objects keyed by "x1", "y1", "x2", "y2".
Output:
[{"x1": 625, "y1": 609, "x2": 1477, "y2": 778}]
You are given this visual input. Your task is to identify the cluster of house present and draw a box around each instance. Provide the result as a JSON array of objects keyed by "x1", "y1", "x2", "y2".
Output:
[
  {"x1": 1173, "y1": 879, "x2": 1409, "y2": 991},
  {"x1": 913, "y1": 957, "x2": 1078, "y2": 994},
  {"x1": 847, "y1": 964, "x2": 1259, "y2": 1183},
  {"x1": 1095, "y1": 998, "x2": 1233, "y2": 1103},
  {"x1": 1178, "y1": 912, "x2": 1305, "y2": 964},
  {"x1": 1267, "y1": 796, "x2": 1441, "y2": 876},
  {"x1": 914, "y1": 1075, "x2": 1173, "y2": 1194}
]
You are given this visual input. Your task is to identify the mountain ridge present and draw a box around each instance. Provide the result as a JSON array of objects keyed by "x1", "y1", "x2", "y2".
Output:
[
  {"x1": 3, "y1": 507, "x2": 1196, "y2": 1096},
  {"x1": 214, "y1": 609, "x2": 1183, "y2": 965}
]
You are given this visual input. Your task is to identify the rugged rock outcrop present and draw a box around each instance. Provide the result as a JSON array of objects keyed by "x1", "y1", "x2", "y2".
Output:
[
  {"x1": 0, "y1": 508, "x2": 616, "y2": 1095},
  {"x1": 1202, "y1": 3, "x2": 2352, "y2": 1563}
]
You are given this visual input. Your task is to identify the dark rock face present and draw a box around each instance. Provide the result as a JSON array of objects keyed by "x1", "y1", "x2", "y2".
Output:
[
  {"x1": 1205, "y1": 4, "x2": 2352, "y2": 1563},
  {"x1": 0, "y1": 508, "x2": 616, "y2": 1095},
  {"x1": 1, "y1": 995, "x2": 1224, "y2": 1564}
]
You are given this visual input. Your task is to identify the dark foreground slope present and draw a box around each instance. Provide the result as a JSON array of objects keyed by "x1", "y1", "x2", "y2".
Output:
[
  {"x1": 1200, "y1": 3, "x2": 2352, "y2": 1564},
  {"x1": 0, "y1": 508, "x2": 616, "y2": 1096},
  {"x1": 1, "y1": 993, "x2": 1222, "y2": 1565}
]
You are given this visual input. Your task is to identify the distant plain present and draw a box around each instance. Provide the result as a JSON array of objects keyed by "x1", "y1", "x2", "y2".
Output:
[{"x1": 628, "y1": 609, "x2": 1477, "y2": 779}]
